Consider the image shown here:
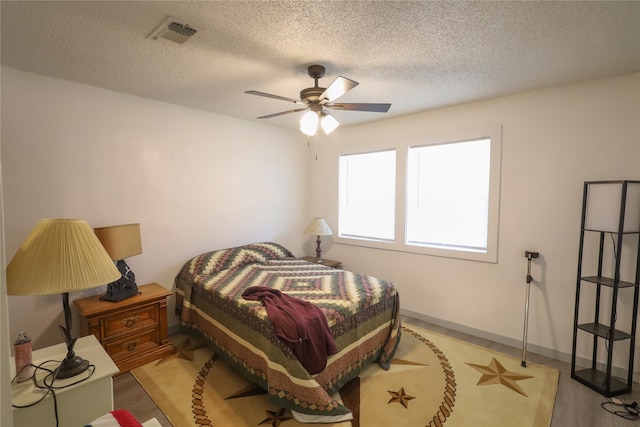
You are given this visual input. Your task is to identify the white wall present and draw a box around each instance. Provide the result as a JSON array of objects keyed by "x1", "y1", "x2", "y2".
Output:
[
  {"x1": 1, "y1": 67, "x2": 639, "y2": 371},
  {"x1": 1, "y1": 67, "x2": 311, "y2": 350},
  {"x1": 313, "y1": 73, "x2": 640, "y2": 363}
]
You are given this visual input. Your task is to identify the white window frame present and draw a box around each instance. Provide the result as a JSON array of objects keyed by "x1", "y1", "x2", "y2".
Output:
[
  {"x1": 338, "y1": 149, "x2": 397, "y2": 242},
  {"x1": 335, "y1": 126, "x2": 502, "y2": 263}
]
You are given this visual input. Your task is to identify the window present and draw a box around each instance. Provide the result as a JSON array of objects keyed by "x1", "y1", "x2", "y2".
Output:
[
  {"x1": 407, "y1": 138, "x2": 490, "y2": 252},
  {"x1": 338, "y1": 150, "x2": 396, "y2": 241},
  {"x1": 337, "y1": 128, "x2": 501, "y2": 263}
]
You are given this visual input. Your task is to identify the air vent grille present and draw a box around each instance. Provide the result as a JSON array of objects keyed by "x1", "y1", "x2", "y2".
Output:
[{"x1": 148, "y1": 17, "x2": 197, "y2": 45}]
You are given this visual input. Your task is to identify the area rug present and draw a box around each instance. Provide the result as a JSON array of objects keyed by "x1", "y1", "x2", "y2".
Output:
[{"x1": 131, "y1": 325, "x2": 558, "y2": 426}]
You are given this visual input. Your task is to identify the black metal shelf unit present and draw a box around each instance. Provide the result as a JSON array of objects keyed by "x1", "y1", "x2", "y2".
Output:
[{"x1": 571, "y1": 180, "x2": 640, "y2": 397}]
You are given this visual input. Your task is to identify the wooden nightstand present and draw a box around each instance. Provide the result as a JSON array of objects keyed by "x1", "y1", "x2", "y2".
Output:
[
  {"x1": 299, "y1": 256, "x2": 342, "y2": 269},
  {"x1": 74, "y1": 283, "x2": 174, "y2": 376}
]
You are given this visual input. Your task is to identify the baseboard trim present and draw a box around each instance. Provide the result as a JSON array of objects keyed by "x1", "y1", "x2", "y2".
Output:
[
  {"x1": 400, "y1": 308, "x2": 567, "y2": 361},
  {"x1": 400, "y1": 308, "x2": 639, "y2": 383}
]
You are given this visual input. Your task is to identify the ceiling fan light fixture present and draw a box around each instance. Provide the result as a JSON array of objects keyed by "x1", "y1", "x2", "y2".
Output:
[
  {"x1": 321, "y1": 113, "x2": 339, "y2": 134},
  {"x1": 300, "y1": 110, "x2": 319, "y2": 136},
  {"x1": 246, "y1": 64, "x2": 391, "y2": 130}
]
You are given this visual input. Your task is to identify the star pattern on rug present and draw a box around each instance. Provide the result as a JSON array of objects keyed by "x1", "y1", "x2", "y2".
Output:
[
  {"x1": 153, "y1": 337, "x2": 206, "y2": 365},
  {"x1": 140, "y1": 328, "x2": 556, "y2": 427},
  {"x1": 258, "y1": 408, "x2": 293, "y2": 427},
  {"x1": 390, "y1": 357, "x2": 430, "y2": 367},
  {"x1": 466, "y1": 357, "x2": 533, "y2": 396},
  {"x1": 225, "y1": 383, "x2": 267, "y2": 400},
  {"x1": 387, "y1": 387, "x2": 416, "y2": 408}
]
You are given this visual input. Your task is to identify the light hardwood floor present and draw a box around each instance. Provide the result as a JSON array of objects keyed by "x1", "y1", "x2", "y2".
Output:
[{"x1": 114, "y1": 316, "x2": 640, "y2": 426}]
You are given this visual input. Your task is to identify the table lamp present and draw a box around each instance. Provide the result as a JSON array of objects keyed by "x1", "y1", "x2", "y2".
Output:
[
  {"x1": 94, "y1": 223, "x2": 143, "y2": 302},
  {"x1": 304, "y1": 217, "x2": 333, "y2": 263},
  {"x1": 584, "y1": 181, "x2": 640, "y2": 233},
  {"x1": 6, "y1": 219, "x2": 121, "y2": 379}
]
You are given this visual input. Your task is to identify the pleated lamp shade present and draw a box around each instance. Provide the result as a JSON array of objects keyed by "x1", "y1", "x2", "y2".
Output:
[
  {"x1": 304, "y1": 218, "x2": 333, "y2": 236},
  {"x1": 7, "y1": 219, "x2": 121, "y2": 296}
]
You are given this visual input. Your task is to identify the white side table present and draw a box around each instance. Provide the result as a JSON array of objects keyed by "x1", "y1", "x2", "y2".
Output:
[{"x1": 11, "y1": 334, "x2": 119, "y2": 427}]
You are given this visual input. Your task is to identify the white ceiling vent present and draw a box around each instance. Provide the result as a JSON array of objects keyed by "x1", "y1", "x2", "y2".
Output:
[{"x1": 148, "y1": 16, "x2": 197, "y2": 45}]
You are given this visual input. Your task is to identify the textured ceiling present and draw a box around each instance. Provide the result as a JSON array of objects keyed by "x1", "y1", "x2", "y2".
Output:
[{"x1": 2, "y1": 1, "x2": 639, "y2": 130}]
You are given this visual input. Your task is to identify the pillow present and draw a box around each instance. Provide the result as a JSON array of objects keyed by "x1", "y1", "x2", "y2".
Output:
[{"x1": 178, "y1": 242, "x2": 294, "y2": 280}]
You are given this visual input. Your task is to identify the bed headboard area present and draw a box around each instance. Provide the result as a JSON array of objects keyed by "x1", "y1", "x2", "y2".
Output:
[{"x1": 176, "y1": 242, "x2": 294, "y2": 285}]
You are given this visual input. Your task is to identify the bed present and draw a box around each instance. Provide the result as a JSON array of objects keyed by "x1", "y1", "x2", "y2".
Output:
[{"x1": 174, "y1": 242, "x2": 401, "y2": 422}]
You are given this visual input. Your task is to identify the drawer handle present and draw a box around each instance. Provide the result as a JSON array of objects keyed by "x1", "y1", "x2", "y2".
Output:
[
  {"x1": 124, "y1": 339, "x2": 140, "y2": 352},
  {"x1": 121, "y1": 315, "x2": 140, "y2": 328}
]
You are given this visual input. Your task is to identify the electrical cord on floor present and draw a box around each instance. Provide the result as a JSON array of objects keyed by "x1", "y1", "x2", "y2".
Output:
[
  {"x1": 601, "y1": 397, "x2": 640, "y2": 421},
  {"x1": 11, "y1": 359, "x2": 95, "y2": 427}
]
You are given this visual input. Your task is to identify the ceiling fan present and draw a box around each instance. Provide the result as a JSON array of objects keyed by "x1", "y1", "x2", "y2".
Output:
[{"x1": 245, "y1": 65, "x2": 391, "y2": 136}]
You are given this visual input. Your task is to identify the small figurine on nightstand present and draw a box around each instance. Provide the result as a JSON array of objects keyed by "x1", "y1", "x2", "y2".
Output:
[{"x1": 101, "y1": 260, "x2": 140, "y2": 302}]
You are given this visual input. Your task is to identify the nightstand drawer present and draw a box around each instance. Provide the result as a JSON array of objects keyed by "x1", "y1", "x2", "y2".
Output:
[
  {"x1": 102, "y1": 305, "x2": 158, "y2": 339},
  {"x1": 104, "y1": 327, "x2": 160, "y2": 360}
]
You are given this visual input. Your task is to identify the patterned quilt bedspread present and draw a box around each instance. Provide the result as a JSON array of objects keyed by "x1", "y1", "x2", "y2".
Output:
[{"x1": 174, "y1": 242, "x2": 401, "y2": 421}]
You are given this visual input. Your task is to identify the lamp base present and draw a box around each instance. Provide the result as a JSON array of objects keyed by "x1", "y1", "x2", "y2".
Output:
[
  {"x1": 100, "y1": 285, "x2": 140, "y2": 302},
  {"x1": 56, "y1": 296, "x2": 92, "y2": 379},
  {"x1": 55, "y1": 354, "x2": 90, "y2": 379},
  {"x1": 315, "y1": 235, "x2": 323, "y2": 264}
]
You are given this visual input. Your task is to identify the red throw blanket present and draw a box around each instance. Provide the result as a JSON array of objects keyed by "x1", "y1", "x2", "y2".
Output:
[
  {"x1": 241, "y1": 286, "x2": 337, "y2": 374},
  {"x1": 85, "y1": 410, "x2": 143, "y2": 427}
]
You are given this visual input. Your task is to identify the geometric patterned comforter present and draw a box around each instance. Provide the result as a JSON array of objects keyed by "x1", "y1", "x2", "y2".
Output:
[{"x1": 174, "y1": 242, "x2": 401, "y2": 421}]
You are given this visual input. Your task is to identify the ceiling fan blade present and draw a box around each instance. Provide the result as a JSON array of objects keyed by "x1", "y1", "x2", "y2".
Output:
[
  {"x1": 257, "y1": 108, "x2": 308, "y2": 119},
  {"x1": 327, "y1": 103, "x2": 391, "y2": 113},
  {"x1": 318, "y1": 76, "x2": 359, "y2": 102},
  {"x1": 245, "y1": 90, "x2": 303, "y2": 104}
]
